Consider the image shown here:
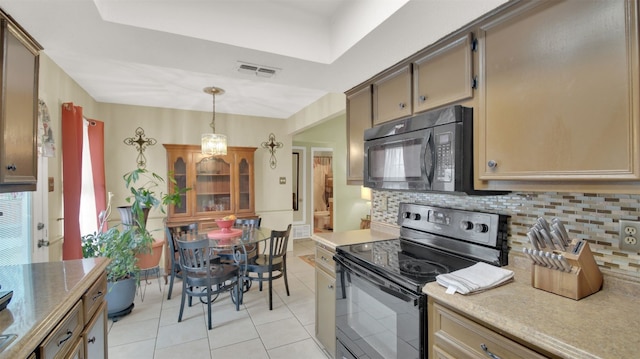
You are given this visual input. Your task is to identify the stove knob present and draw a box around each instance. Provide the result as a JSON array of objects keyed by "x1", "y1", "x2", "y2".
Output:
[
  {"x1": 403, "y1": 212, "x2": 412, "y2": 219},
  {"x1": 412, "y1": 213, "x2": 421, "y2": 220},
  {"x1": 460, "y1": 220, "x2": 474, "y2": 230},
  {"x1": 474, "y1": 223, "x2": 489, "y2": 233}
]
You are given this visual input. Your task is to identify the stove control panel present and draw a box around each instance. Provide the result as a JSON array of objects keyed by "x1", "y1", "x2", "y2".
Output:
[{"x1": 398, "y1": 203, "x2": 508, "y2": 247}]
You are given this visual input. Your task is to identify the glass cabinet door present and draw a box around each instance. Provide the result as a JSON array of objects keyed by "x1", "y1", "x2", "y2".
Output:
[
  {"x1": 235, "y1": 151, "x2": 254, "y2": 214},
  {"x1": 238, "y1": 158, "x2": 251, "y2": 211},
  {"x1": 194, "y1": 154, "x2": 232, "y2": 215},
  {"x1": 168, "y1": 153, "x2": 189, "y2": 217}
]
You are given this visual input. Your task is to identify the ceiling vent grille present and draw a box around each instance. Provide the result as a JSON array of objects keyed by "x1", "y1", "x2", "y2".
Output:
[{"x1": 236, "y1": 62, "x2": 279, "y2": 78}]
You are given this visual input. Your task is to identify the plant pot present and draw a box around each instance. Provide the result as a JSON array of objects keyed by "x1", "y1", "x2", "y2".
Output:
[
  {"x1": 117, "y1": 206, "x2": 150, "y2": 228},
  {"x1": 106, "y1": 276, "x2": 137, "y2": 315},
  {"x1": 135, "y1": 237, "x2": 165, "y2": 270}
]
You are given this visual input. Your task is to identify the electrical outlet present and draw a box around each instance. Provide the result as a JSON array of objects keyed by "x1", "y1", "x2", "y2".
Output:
[{"x1": 619, "y1": 220, "x2": 640, "y2": 251}]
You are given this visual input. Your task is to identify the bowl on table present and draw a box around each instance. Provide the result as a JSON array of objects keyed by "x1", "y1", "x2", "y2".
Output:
[{"x1": 215, "y1": 219, "x2": 235, "y2": 232}]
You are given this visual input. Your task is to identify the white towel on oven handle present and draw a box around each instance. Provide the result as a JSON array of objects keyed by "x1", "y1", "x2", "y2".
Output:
[{"x1": 435, "y1": 262, "x2": 514, "y2": 295}]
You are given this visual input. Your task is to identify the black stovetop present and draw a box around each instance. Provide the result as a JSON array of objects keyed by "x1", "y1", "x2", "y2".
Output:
[{"x1": 336, "y1": 238, "x2": 477, "y2": 293}]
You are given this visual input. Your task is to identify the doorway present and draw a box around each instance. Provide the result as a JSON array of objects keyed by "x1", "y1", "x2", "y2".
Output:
[{"x1": 311, "y1": 147, "x2": 333, "y2": 233}]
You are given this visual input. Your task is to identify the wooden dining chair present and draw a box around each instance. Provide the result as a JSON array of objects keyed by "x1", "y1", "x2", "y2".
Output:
[
  {"x1": 176, "y1": 236, "x2": 240, "y2": 330},
  {"x1": 245, "y1": 224, "x2": 292, "y2": 310},
  {"x1": 164, "y1": 221, "x2": 198, "y2": 300}
]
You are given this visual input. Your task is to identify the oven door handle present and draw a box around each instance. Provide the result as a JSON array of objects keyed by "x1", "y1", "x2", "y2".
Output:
[{"x1": 335, "y1": 255, "x2": 419, "y2": 303}]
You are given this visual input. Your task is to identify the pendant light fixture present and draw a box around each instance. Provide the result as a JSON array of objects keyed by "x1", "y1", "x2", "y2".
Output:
[{"x1": 201, "y1": 86, "x2": 227, "y2": 155}]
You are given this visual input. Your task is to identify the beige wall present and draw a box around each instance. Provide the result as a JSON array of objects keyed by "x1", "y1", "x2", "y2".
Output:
[
  {"x1": 293, "y1": 115, "x2": 369, "y2": 232},
  {"x1": 39, "y1": 54, "x2": 100, "y2": 250}
]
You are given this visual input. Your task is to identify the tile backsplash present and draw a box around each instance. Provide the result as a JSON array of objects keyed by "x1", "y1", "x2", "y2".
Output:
[{"x1": 371, "y1": 190, "x2": 640, "y2": 278}]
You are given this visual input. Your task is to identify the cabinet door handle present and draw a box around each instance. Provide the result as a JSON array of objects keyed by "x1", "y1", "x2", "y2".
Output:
[
  {"x1": 328, "y1": 284, "x2": 334, "y2": 290},
  {"x1": 480, "y1": 344, "x2": 502, "y2": 359},
  {"x1": 88, "y1": 336, "x2": 96, "y2": 344},
  {"x1": 6, "y1": 164, "x2": 16, "y2": 171},
  {"x1": 398, "y1": 103, "x2": 406, "y2": 110},
  {"x1": 419, "y1": 95, "x2": 427, "y2": 103},
  {"x1": 487, "y1": 160, "x2": 498, "y2": 169},
  {"x1": 57, "y1": 330, "x2": 73, "y2": 347}
]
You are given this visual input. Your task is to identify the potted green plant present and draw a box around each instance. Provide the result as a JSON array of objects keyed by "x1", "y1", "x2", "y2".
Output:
[
  {"x1": 82, "y1": 210, "x2": 141, "y2": 317},
  {"x1": 119, "y1": 168, "x2": 189, "y2": 268},
  {"x1": 82, "y1": 169, "x2": 189, "y2": 317}
]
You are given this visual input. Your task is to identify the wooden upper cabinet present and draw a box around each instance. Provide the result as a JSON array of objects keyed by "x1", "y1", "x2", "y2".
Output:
[
  {"x1": 373, "y1": 64, "x2": 412, "y2": 125},
  {"x1": 0, "y1": 13, "x2": 41, "y2": 192},
  {"x1": 164, "y1": 144, "x2": 256, "y2": 225},
  {"x1": 346, "y1": 85, "x2": 372, "y2": 185},
  {"x1": 413, "y1": 33, "x2": 474, "y2": 114},
  {"x1": 477, "y1": 0, "x2": 639, "y2": 181}
]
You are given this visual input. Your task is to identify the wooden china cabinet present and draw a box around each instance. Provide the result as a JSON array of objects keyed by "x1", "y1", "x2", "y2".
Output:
[{"x1": 163, "y1": 144, "x2": 257, "y2": 231}]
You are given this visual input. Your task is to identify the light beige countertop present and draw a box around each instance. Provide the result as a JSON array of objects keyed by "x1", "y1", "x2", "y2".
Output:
[
  {"x1": 424, "y1": 261, "x2": 640, "y2": 359},
  {"x1": 0, "y1": 258, "x2": 109, "y2": 358},
  {"x1": 311, "y1": 228, "x2": 397, "y2": 249}
]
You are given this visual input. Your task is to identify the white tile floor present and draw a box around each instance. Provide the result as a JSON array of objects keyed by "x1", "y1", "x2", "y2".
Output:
[{"x1": 107, "y1": 238, "x2": 330, "y2": 359}]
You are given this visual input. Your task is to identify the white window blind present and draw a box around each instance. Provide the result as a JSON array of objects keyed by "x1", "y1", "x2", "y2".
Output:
[{"x1": 0, "y1": 192, "x2": 32, "y2": 265}]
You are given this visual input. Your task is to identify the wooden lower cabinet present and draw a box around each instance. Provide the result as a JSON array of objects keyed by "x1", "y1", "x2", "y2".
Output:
[
  {"x1": 39, "y1": 300, "x2": 83, "y2": 359},
  {"x1": 429, "y1": 299, "x2": 549, "y2": 359},
  {"x1": 35, "y1": 272, "x2": 108, "y2": 359},
  {"x1": 315, "y1": 244, "x2": 336, "y2": 358},
  {"x1": 83, "y1": 301, "x2": 107, "y2": 359}
]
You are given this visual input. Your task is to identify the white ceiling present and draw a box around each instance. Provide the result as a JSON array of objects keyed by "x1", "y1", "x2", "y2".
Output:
[{"x1": 0, "y1": 0, "x2": 507, "y2": 119}]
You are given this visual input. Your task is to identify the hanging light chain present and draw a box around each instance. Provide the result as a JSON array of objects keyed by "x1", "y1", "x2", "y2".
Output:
[{"x1": 210, "y1": 91, "x2": 216, "y2": 132}]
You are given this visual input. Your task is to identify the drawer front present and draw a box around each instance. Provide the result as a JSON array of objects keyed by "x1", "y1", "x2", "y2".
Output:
[
  {"x1": 315, "y1": 245, "x2": 335, "y2": 275},
  {"x1": 40, "y1": 300, "x2": 83, "y2": 359},
  {"x1": 83, "y1": 272, "x2": 106, "y2": 325},
  {"x1": 433, "y1": 303, "x2": 547, "y2": 359}
]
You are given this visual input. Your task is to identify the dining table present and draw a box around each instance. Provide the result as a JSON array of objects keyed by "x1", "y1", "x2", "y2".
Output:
[{"x1": 205, "y1": 225, "x2": 272, "y2": 304}]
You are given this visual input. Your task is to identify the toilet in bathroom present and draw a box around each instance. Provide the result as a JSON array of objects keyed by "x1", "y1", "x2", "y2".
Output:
[{"x1": 314, "y1": 211, "x2": 331, "y2": 230}]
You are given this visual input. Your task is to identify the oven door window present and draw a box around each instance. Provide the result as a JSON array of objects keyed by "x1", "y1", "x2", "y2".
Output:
[
  {"x1": 365, "y1": 128, "x2": 433, "y2": 191},
  {"x1": 336, "y1": 261, "x2": 422, "y2": 359}
]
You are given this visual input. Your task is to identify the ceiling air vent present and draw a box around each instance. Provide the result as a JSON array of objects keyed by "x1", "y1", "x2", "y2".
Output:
[
  {"x1": 256, "y1": 67, "x2": 276, "y2": 78},
  {"x1": 236, "y1": 62, "x2": 279, "y2": 78},
  {"x1": 238, "y1": 64, "x2": 258, "y2": 73}
]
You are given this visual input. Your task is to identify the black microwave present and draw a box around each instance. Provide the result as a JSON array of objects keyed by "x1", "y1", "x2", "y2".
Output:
[{"x1": 364, "y1": 105, "x2": 494, "y2": 194}]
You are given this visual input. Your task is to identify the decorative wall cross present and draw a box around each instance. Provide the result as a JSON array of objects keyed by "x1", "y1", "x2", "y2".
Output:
[
  {"x1": 123, "y1": 127, "x2": 157, "y2": 169},
  {"x1": 261, "y1": 133, "x2": 284, "y2": 169}
]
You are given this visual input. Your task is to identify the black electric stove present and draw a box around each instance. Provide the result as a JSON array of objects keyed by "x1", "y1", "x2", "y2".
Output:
[
  {"x1": 334, "y1": 203, "x2": 509, "y2": 359},
  {"x1": 336, "y1": 238, "x2": 480, "y2": 293}
]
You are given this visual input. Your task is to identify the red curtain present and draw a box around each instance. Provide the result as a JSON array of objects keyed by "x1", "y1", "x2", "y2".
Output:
[{"x1": 61, "y1": 103, "x2": 106, "y2": 260}]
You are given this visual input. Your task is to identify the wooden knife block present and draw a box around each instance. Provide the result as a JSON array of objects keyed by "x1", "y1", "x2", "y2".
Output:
[{"x1": 531, "y1": 240, "x2": 603, "y2": 300}]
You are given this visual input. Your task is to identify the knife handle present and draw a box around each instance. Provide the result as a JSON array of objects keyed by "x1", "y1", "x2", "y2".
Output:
[
  {"x1": 536, "y1": 250, "x2": 553, "y2": 267},
  {"x1": 550, "y1": 229, "x2": 566, "y2": 251},
  {"x1": 523, "y1": 248, "x2": 536, "y2": 265},
  {"x1": 552, "y1": 218, "x2": 571, "y2": 244},
  {"x1": 526, "y1": 231, "x2": 540, "y2": 251},
  {"x1": 531, "y1": 227, "x2": 546, "y2": 249},
  {"x1": 556, "y1": 254, "x2": 573, "y2": 272},
  {"x1": 539, "y1": 228, "x2": 557, "y2": 250}
]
